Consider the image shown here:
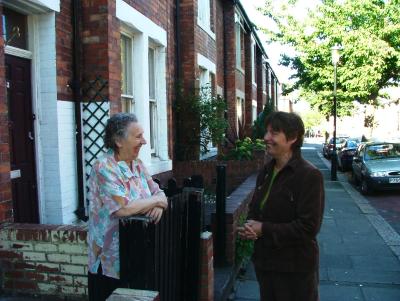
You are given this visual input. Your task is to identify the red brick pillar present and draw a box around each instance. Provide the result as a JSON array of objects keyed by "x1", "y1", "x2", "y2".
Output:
[
  {"x1": 0, "y1": 4, "x2": 12, "y2": 223},
  {"x1": 223, "y1": 1, "x2": 237, "y2": 144},
  {"x1": 81, "y1": 0, "x2": 121, "y2": 113},
  {"x1": 199, "y1": 231, "x2": 214, "y2": 301},
  {"x1": 176, "y1": 0, "x2": 200, "y2": 160}
]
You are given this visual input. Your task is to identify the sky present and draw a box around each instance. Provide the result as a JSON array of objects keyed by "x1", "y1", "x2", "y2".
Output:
[{"x1": 240, "y1": 0, "x2": 319, "y2": 84}]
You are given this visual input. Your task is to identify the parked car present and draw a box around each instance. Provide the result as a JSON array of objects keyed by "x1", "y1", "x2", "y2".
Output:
[
  {"x1": 322, "y1": 136, "x2": 349, "y2": 159},
  {"x1": 337, "y1": 138, "x2": 360, "y2": 171},
  {"x1": 352, "y1": 141, "x2": 400, "y2": 195}
]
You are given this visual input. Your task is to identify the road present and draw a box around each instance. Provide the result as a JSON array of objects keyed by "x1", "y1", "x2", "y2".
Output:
[{"x1": 310, "y1": 138, "x2": 400, "y2": 236}]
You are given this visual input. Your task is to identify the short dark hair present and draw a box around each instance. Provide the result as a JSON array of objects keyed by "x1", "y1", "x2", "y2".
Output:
[
  {"x1": 104, "y1": 113, "x2": 138, "y2": 152},
  {"x1": 265, "y1": 111, "x2": 304, "y2": 150}
]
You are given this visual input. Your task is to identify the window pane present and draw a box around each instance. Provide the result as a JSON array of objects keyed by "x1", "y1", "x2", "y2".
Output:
[
  {"x1": 148, "y1": 48, "x2": 155, "y2": 100},
  {"x1": 3, "y1": 8, "x2": 28, "y2": 50},
  {"x1": 149, "y1": 101, "x2": 157, "y2": 153},
  {"x1": 121, "y1": 34, "x2": 132, "y2": 95},
  {"x1": 235, "y1": 23, "x2": 241, "y2": 68},
  {"x1": 237, "y1": 98, "x2": 243, "y2": 122},
  {"x1": 121, "y1": 97, "x2": 134, "y2": 113}
]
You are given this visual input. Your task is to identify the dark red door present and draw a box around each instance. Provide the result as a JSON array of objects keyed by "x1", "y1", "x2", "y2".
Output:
[{"x1": 6, "y1": 55, "x2": 39, "y2": 223}]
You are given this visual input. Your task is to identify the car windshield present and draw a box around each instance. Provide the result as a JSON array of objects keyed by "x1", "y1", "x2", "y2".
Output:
[
  {"x1": 330, "y1": 138, "x2": 347, "y2": 144},
  {"x1": 347, "y1": 140, "x2": 358, "y2": 148},
  {"x1": 364, "y1": 143, "x2": 400, "y2": 160}
]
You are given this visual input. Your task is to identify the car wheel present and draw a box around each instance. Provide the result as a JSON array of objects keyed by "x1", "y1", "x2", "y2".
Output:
[
  {"x1": 351, "y1": 171, "x2": 359, "y2": 185},
  {"x1": 341, "y1": 160, "x2": 347, "y2": 172},
  {"x1": 337, "y1": 158, "x2": 342, "y2": 171},
  {"x1": 361, "y1": 178, "x2": 372, "y2": 195}
]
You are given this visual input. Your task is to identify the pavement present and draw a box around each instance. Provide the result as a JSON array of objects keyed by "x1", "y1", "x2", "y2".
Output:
[{"x1": 232, "y1": 142, "x2": 400, "y2": 301}]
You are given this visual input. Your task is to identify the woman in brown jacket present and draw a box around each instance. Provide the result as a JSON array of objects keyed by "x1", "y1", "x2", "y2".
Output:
[{"x1": 238, "y1": 111, "x2": 325, "y2": 301}]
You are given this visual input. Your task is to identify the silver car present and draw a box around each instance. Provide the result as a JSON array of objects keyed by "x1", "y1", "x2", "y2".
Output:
[{"x1": 352, "y1": 142, "x2": 400, "y2": 195}]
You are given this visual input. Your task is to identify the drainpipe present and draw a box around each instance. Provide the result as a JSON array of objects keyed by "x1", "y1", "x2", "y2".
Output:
[{"x1": 71, "y1": 0, "x2": 86, "y2": 221}]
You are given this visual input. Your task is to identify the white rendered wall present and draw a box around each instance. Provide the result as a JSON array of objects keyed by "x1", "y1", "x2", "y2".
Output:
[{"x1": 36, "y1": 13, "x2": 78, "y2": 224}]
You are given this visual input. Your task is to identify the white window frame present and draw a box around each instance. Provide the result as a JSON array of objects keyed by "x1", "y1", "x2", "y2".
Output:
[
  {"x1": 117, "y1": 0, "x2": 171, "y2": 175},
  {"x1": 197, "y1": 0, "x2": 215, "y2": 40},
  {"x1": 235, "y1": 21, "x2": 241, "y2": 70},
  {"x1": 148, "y1": 45, "x2": 158, "y2": 155},
  {"x1": 251, "y1": 37, "x2": 256, "y2": 85},
  {"x1": 120, "y1": 32, "x2": 135, "y2": 113},
  {"x1": 252, "y1": 100, "x2": 257, "y2": 122}
]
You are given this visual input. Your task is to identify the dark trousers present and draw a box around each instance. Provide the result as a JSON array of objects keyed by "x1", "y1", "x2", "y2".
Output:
[
  {"x1": 88, "y1": 264, "x2": 122, "y2": 301},
  {"x1": 255, "y1": 268, "x2": 319, "y2": 301}
]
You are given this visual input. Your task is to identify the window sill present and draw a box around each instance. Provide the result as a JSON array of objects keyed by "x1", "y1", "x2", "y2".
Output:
[
  {"x1": 197, "y1": 20, "x2": 216, "y2": 40},
  {"x1": 146, "y1": 157, "x2": 172, "y2": 176},
  {"x1": 200, "y1": 147, "x2": 218, "y2": 160}
]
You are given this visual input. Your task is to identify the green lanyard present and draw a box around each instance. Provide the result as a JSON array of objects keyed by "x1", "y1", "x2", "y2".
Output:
[{"x1": 259, "y1": 169, "x2": 278, "y2": 210}]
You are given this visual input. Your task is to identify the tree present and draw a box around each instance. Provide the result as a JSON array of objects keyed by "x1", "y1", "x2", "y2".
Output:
[
  {"x1": 302, "y1": 110, "x2": 325, "y2": 135},
  {"x1": 260, "y1": 0, "x2": 400, "y2": 118},
  {"x1": 252, "y1": 100, "x2": 275, "y2": 139}
]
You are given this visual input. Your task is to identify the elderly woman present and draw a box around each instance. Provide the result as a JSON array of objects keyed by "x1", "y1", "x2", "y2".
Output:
[{"x1": 87, "y1": 113, "x2": 168, "y2": 301}]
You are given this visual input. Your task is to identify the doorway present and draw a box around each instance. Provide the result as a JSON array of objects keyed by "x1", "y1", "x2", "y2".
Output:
[{"x1": 6, "y1": 54, "x2": 39, "y2": 223}]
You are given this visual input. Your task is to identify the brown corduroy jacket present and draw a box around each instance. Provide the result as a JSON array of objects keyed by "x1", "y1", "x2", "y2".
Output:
[{"x1": 248, "y1": 151, "x2": 325, "y2": 273}]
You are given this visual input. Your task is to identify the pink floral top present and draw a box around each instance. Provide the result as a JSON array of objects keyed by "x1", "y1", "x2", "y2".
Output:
[{"x1": 87, "y1": 149, "x2": 163, "y2": 279}]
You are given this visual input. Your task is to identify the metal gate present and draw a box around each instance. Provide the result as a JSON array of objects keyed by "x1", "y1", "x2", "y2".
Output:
[{"x1": 119, "y1": 189, "x2": 203, "y2": 301}]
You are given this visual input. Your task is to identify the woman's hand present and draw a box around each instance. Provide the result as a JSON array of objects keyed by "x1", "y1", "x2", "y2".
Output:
[
  {"x1": 156, "y1": 194, "x2": 168, "y2": 210},
  {"x1": 237, "y1": 220, "x2": 261, "y2": 241},
  {"x1": 146, "y1": 207, "x2": 164, "y2": 224}
]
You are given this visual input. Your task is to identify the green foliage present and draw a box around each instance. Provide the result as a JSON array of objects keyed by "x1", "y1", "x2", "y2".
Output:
[
  {"x1": 302, "y1": 110, "x2": 325, "y2": 132},
  {"x1": 174, "y1": 83, "x2": 228, "y2": 159},
  {"x1": 252, "y1": 101, "x2": 275, "y2": 139},
  {"x1": 235, "y1": 213, "x2": 254, "y2": 265},
  {"x1": 198, "y1": 86, "x2": 229, "y2": 154},
  {"x1": 223, "y1": 137, "x2": 265, "y2": 161},
  {"x1": 260, "y1": 0, "x2": 400, "y2": 119}
]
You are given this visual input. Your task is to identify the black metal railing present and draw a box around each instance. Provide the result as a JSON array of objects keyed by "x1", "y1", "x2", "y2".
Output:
[{"x1": 119, "y1": 188, "x2": 203, "y2": 301}]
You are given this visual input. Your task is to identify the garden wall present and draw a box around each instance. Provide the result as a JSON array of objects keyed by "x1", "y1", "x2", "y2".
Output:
[
  {"x1": 0, "y1": 223, "x2": 88, "y2": 300},
  {"x1": 173, "y1": 150, "x2": 265, "y2": 194}
]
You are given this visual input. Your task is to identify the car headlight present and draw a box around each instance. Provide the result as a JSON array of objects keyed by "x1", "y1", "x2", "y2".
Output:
[{"x1": 370, "y1": 171, "x2": 389, "y2": 177}]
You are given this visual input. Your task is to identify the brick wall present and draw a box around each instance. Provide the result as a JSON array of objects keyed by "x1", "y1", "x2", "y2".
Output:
[
  {"x1": 56, "y1": 0, "x2": 73, "y2": 101},
  {"x1": 0, "y1": 223, "x2": 88, "y2": 299},
  {"x1": 173, "y1": 150, "x2": 265, "y2": 194},
  {"x1": 196, "y1": 31, "x2": 216, "y2": 64},
  {"x1": 0, "y1": 4, "x2": 12, "y2": 223},
  {"x1": 211, "y1": 174, "x2": 256, "y2": 265},
  {"x1": 215, "y1": 0, "x2": 225, "y2": 91},
  {"x1": 223, "y1": 1, "x2": 237, "y2": 142},
  {"x1": 80, "y1": 0, "x2": 121, "y2": 113},
  {"x1": 199, "y1": 232, "x2": 213, "y2": 301}
]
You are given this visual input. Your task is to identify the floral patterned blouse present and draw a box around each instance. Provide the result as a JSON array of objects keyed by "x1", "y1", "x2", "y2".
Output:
[{"x1": 87, "y1": 149, "x2": 163, "y2": 279}]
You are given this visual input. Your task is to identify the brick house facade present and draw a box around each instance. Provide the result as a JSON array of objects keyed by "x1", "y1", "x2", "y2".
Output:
[
  {"x1": 0, "y1": 0, "x2": 175, "y2": 225},
  {"x1": 0, "y1": 0, "x2": 280, "y2": 298}
]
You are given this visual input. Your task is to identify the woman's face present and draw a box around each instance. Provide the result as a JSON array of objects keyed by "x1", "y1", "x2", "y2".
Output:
[
  {"x1": 116, "y1": 122, "x2": 147, "y2": 161},
  {"x1": 264, "y1": 125, "x2": 296, "y2": 158}
]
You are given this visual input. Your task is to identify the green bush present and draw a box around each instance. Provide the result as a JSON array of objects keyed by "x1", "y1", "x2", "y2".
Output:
[
  {"x1": 222, "y1": 137, "x2": 265, "y2": 161},
  {"x1": 235, "y1": 213, "x2": 254, "y2": 265}
]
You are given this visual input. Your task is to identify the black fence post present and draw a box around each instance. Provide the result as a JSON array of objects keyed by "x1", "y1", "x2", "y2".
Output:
[
  {"x1": 215, "y1": 164, "x2": 227, "y2": 266},
  {"x1": 185, "y1": 190, "x2": 202, "y2": 301}
]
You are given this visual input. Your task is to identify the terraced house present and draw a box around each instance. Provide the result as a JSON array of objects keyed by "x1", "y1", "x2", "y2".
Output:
[{"x1": 0, "y1": 0, "x2": 280, "y2": 299}]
